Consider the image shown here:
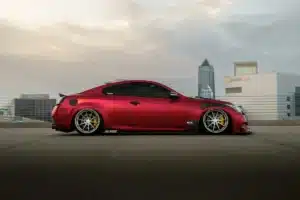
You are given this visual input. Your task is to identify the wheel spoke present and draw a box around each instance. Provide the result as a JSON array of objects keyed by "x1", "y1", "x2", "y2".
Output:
[
  {"x1": 203, "y1": 110, "x2": 228, "y2": 134},
  {"x1": 75, "y1": 109, "x2": 101, "y2": 134},
  {"x1": 217, "y1": 122, "x2": 224, "y2": 126},
  {"x1": 211, "y1": 112, "x2": 215, "y2": 118}
]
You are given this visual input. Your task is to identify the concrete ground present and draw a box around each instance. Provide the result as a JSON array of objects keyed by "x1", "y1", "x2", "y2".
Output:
[{"x1": 0, "y1": 126, "x2": 300, "y2": 200}]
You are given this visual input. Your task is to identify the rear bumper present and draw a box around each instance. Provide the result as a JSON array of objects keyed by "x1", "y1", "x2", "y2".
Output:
[
  {"x1": 52, "y1": 121, "x2": 73, "y2": 132},
  {"x1": 52, "y1": 123, "x2": 57, "y2": 130}
]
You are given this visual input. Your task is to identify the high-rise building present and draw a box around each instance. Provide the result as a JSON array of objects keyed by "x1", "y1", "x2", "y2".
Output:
[
  {"x1": 198, "y1": 59, "x2": 215, "y2": 99},
  {"x1": 10, "y1": 94, "x2": 56, "y2": 122}
]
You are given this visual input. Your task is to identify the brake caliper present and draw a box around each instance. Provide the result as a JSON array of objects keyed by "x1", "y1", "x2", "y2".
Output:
[
  {"x1": 219, "y1": 115, "x2": 225, "y2": 126},
  {"x1": 91, "y1": 118, "x2": 98, "y2": 127}
]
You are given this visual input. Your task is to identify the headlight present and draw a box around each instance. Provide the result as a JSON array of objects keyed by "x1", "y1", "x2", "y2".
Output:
[{"x1": 226, "y1": 104, "x2": 243, "y2": 113}]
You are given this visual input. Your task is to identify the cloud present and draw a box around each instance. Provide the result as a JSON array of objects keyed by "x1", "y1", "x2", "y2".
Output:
[
  {"x1": 1, "y1": 0, "x2": 300, "y2": 100},
  {"x1": 0, "y1": 20, "x2": 197, "y2": 99}
]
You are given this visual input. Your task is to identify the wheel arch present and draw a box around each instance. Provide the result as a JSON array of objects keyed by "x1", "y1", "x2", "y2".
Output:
[
  {"x1": 198, "y1": 107, "x2": 233, "y2": 133},
  {"x1": 70, "y1": 106, "x2": 105, "y2": 130}
]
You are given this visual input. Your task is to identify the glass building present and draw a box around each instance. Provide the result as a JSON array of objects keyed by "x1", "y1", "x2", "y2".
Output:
[{"x1": 198, "y1": 59, "x2": 215, "y2": 99}]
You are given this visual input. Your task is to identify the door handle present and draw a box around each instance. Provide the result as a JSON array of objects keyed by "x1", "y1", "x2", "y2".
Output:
[{"x1": 130, "y1": 101, "x2": 140, "y2": 105}]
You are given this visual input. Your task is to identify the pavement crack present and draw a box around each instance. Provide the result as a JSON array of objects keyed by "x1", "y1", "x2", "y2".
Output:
[
  {"x1": 0, "y1": 138, "x2": 45, "y2": 152},
  {"x1": 260, "y1": 137, "x2": 300, "y2": 152}
]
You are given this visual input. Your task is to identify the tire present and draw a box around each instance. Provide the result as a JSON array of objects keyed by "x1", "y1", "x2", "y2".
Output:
[
  {"x1": 200, "y1": 109, "x2": 230, "y2": 134},
  {"x1": 73, "y1": 109, "x2": 104, "y2": 135}
]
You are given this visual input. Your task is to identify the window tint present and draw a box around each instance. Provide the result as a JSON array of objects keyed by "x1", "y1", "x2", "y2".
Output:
[
  {"x1": 103, "y1": 82, "x2": 170, "y2": 98},
  {"x1": 102, "y1": 83, "x2": 136, "y2": 96},
  {"x1": 133, "y1": 83, "x2": 170, "y2": 98}
]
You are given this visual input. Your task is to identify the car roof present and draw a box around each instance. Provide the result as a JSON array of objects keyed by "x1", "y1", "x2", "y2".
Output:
[
  {"x1": 79, "y1": 79, "x2": 175, "y2": 95},
  {"x1": 103, "y1": 79, "x2": 174, "y2": 88},
  {"x1": 105, "y1": 79, "x2": 160, "y2": 84}
]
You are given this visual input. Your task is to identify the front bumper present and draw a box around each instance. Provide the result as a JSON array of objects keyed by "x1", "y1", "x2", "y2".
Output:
[
  {"x1": 240, "y1": 123, "x2": 252, "y2": 134},
  {"x1": 232, "y1": 113, "x2": 252, "y2": 134}
]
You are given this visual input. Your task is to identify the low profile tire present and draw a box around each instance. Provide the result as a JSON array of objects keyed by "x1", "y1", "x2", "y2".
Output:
[
  {"x1": 73, "y1": 109, "x2": 104, "y2": 135},
  {"x1": 201, "y1": 109, "x2": 230, "y2": 134}
]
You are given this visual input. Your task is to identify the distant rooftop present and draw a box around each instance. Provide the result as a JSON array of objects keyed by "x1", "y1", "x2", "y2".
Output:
[
  {"x1": 234, "y1": 61, "x2": 257, "y2": 66},
  {"x1": 200, "y1": 59, "x2": 210, "y2": 67},
  {"x1": 227, "y1": 71, "x2": 300, "y2": 77},
  {"x1": 20, "y1": 94, "x2": 50, "y2": 99}
]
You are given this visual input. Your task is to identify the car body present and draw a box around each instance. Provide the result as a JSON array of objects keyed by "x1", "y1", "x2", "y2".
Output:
[{"x1": 52, "y1": 80, "x2": 251, "y2": 135}]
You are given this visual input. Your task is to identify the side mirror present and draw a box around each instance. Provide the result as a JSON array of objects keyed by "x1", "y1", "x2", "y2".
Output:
[{"x1": 169, "y1": 92, "x2": 179, "y2": 100}]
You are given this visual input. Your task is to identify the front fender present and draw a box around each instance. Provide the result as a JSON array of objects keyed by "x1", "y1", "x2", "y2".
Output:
[{"x1": 200, "y1": 106, "x2": 236, "y2": 120}]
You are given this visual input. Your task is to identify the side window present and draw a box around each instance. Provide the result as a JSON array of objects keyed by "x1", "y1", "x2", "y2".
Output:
[
  {"x1": 134, "y1": 83, "x2": 170, "y2": 98},
  {"x1": 102, "y1": 85, "x2": 116, "y2": 95},
  {"x1": 103, "y1": 82, "x2": 171, "y2": 98},
  {"x1": 102, "y1": 83, "x2": 136, "y2": 96}
]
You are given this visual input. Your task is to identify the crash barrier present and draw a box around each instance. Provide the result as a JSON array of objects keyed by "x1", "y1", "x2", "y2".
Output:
[
  {"x1": 249, "y1": 120, "x2": 300, "y2": 126},
  {"x1": 0, "y1": 122, "x2": 52, "y2": 128}
]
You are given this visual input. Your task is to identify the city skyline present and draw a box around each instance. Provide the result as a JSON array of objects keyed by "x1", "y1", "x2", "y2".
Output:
[{"x1": 1, "y1": 0, "x2": 300, "y2": 100}]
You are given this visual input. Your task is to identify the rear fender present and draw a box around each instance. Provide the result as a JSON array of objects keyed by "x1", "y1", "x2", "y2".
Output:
[{"x1": 70, "y1": 103, "x2": 108, "y2": 126}]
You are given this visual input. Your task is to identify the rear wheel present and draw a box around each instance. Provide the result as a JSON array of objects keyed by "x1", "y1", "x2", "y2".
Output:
[
  {"x1": 74, "y1": 109, "x2": 103, "y2": 135},
  {"x1": 201, "y1": 109, "x2": 230, "y2": 134}
]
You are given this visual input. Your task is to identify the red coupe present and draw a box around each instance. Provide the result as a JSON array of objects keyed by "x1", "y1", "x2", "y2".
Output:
[{"x1": 51, "y1": 80, "x2": 250, "y2": 135}]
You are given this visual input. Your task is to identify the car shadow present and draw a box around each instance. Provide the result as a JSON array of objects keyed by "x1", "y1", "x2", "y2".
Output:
[{"x1": 52, "y1": 131, "x2": 254, "y2": 137}]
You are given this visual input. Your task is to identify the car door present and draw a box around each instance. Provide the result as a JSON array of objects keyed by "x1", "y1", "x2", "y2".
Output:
[
  {"x1": 102, "y1": 83, "x2": 139, "y2": 128},
  {"x1": 130, "y1": 83, "x2": 189, "y2": 129}
]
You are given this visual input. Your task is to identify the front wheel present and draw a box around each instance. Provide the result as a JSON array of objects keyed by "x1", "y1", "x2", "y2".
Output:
[
  {"x1": 73, "y1": 109, "x2": 104, "y2": 135},
  {"x1": 201, "y1": 109, "x2": 230, "y2": 134}
]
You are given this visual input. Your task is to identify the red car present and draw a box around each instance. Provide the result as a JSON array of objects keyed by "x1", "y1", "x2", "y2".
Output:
[{"x1": 52, "y1": 80, "x2": 250, "y2": 135}]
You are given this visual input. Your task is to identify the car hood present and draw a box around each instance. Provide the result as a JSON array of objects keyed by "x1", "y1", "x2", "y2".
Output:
[{"x1": 188, "y1": 97, "x2": 232, "y2": 105}]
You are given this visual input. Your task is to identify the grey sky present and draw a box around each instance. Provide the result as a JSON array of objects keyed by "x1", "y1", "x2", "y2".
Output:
[{"x1": 1, "y1": 0, "x2": 300, "y2": 102}]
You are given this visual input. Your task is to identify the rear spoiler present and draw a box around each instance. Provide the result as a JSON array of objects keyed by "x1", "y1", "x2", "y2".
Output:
[
  {"x1": 57, "y1": 93, "x2": 67, "y2": 104},
  {"x1": 58, "y1": 93, "x2": 66, "y2": 98}
]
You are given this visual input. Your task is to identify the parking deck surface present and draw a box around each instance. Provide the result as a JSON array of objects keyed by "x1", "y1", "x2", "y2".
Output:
[{"x1": 0, "y1": 126, "x2": 299, "y2": 199}]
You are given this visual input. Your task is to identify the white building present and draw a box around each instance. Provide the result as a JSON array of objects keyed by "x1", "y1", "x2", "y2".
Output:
[{"x1": 220, "y1": 72, "x2": 300, "y2": 120}]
